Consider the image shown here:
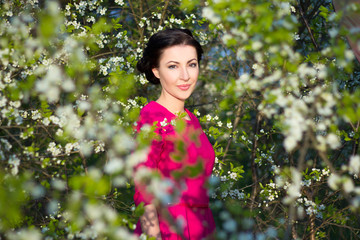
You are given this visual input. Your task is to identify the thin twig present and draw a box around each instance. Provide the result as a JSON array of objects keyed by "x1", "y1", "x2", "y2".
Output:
[
  {"x1": 79, "y1": 151, "x2": 88, "y2": 174},
  {"x1": 1, "y1": 127, "x2": 24, "y2": 149},
  {"x1": 318, "y1": 149, "x2": 336, "y2": 173},
  {"x1": 159, "y1": 0, "x2": 170, "y2": 26},
  {"x1": 298, "y1": 0, "x2": 319, "y2": 51},
  {"x1": 91, "y1": 51, "x2": 116, "y2": 59},
  {"x1": 139, "y1": 0, "x2": 144, "y2": 43},
  {"x1": 352, "y1": 121, "x2": 360, "y2": 155},
  {"x1": 309, "y1": 213, "x2": 316, "y2": 240},
  {"x1": 297, "y1": 129, "x2": 311, "y2": 172},
  {"x1": 222, "y1": 102, "x2": 243, "y2": 161},
  {"x1": 128, "y1": 0, "x2": 140, "y2": 29},
  {"x1": 250, "y1": 113, "x2": 261, "y2": 212},
  {"x1": 284, "y1": 204, "x2": 296, "y2": 240}
]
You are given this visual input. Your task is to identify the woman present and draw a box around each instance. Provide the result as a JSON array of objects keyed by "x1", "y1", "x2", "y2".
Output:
[{"x1": 134, "y1": 28, "x2": 215, "y2": 240}]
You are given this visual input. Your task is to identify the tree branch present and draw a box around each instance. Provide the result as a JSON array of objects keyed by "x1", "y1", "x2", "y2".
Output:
[
  {"x1": 298, "y1": 0, "x2": 320, "y2": 51},
  {"x1": 1, "y1": 127, "x2": 24, "y2": 149},
  {"x1": 352, "y1": 121, "x2": 360, "y2": 155},
  {"x1": 159, "y1": 0, "x2": 170, "y2": 26},
  {"x1": 222, "y1": 101, "x2": 243, "y2": 162},
  {"x1": 250, "y1": 112, "x2": 262, "y2": 212},
  {"x1": 79, "y1": 151, "x2": 88, "y2": 174}
]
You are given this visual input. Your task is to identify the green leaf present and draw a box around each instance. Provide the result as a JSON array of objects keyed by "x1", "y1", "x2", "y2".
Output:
[
  {"x1": 133, "y1": 203, "x2": 145, "y2": 218},
  {"x1": 172, "y1": 161, "x2": 204, "y2": 179},
  {"x1": 175, "y1": 139, "x2": 186, "y2": 154},
  {"x1": 180, "y1": 0, "x2": 200, "y2": 11},
  {"x1": 69, "y1": 175, "x2": 111, "y2": 197},
  {"x1": 184, "y1": 161, "x2": 203, "y2": 178},
  {"x1": 319, "y1": 5, "x2": 330, "y2": 20},
  {"x1": 175, "y1": 119, "x2": 186, "y2": 133},
  {"x1": 170, "y1": 152, "x2": 183, "y2": 162},
  {"x1": 0, "y1": 171, "x2": 30, "y2": 229}
]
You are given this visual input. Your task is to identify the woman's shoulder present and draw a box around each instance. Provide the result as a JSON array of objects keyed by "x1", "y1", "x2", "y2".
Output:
[
  {"x1": 138, "y1": 101, "x2": 169, "y2": 125},
  {"x1": 137, "y1": 101, "x2": 176, "y2": 135}
]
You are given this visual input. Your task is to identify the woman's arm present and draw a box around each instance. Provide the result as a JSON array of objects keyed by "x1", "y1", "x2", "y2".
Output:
[{"x1": 140, "y1": 204, "x2": 162, "y2": 239}]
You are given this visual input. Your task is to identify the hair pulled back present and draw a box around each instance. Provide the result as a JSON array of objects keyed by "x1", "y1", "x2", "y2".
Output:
[{"x1": 136, "y1": 28, "x2": 203, "y2": 84}]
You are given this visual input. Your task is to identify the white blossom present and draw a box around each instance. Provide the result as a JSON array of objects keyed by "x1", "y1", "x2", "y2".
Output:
[
  {"x1": 328, "y1": 173, "x2": 341, "y2": 190},
  {"x1": 105, "y1": 158, "x2": 124, "y2": 174},
  {"x1": 32, "y1": 110, "x2": 42, "y2": 120},
  {"x1": 35, "y1": 65, "x2": 62, "y2": 102},
  {"x1": 293, "y1": 33, "x2": 300, "y2": 40},
  {"x1": 326, "y1": 133, "x2": 341, "y2": 149},
  {"x1": 42, "y1": 118, "x2": 50, "y2": 126},
  {"x1": 115, "y1": 0, "x2": 125, "y2": 6},
  {"x1": 283, "y1": 168, "x2": 302, "y2": 204},
  {"x1": 160, "y1": 118, "x2": 168, "y2": 127},
  {"x1": 283, "y1": 99, "x2": 308, "y2": 152},
  {"x1": 87, "y1": 16, "x2": 95, "y2": 23},
  {"x1": 55, "y1": 129, "x2": 63, "y2": 136},
  {"x1": 1, "y1": 139, "x2": 12, "y2": 150},
  {"x1": 10, "y1": 100, "x2": 21, "y2": 108},
  {"x1": 0, "y1": 96, "x2": 7, "y2": 107},
  {"x1": 6, "y1": 228, "x2": 42, "y2": 240},
  {"x1": 202, "y1": 7, "x2": 221, "y2": 24},
  {"x1": 95, "y1": 142, "x2": 105, "y2": 153},
  {"x1": 345, "y1": 50, "x2": 355, "y2": 61},
  {"x1": 349, "y1": 155, "x2": 360, "y2": 175},
  {"x1": 8, "y1": 154, "x2": 20, "y2": 175},
  {"x1": 343, "y1": 177, "x2": 355, "y2": 193},
  {"x1": 97, "y1": 6, "x2": 107, "y2": 15},
  {"x1": 329, "y1": 28, "x2": 339, "y2": 38},
  {"x1": 51, "y1": 179, "x2": 67, "y2": 191},
  {"x1": 64, "y1": 143, "x2": 74, "y2": 155},
  {"x1": 221, "y1": 191, "x2": 228, "y2": 198},
  {"x1": 62, "y1": 78, "x2": 75, "y2": 92},
  {"x1": 252, "y1": 41, "x2": 263, "y2": 51},
  {"x1": 47, "y1": 142, "x2": 62, "y2": 156}
]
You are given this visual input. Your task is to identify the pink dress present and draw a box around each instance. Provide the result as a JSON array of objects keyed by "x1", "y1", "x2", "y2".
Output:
[{"x1": 134, "y1": 101, "x2": 216, "y2": 240}]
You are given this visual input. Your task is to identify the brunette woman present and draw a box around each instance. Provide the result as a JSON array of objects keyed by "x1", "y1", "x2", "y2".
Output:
[{"x1": 134, "y1": 28, "x2": 215, "y2": 240}]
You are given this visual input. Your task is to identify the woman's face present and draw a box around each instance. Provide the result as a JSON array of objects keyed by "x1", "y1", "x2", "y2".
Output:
[{"x1": 152, "y1": 45, "x2": 199, "y2": 102}]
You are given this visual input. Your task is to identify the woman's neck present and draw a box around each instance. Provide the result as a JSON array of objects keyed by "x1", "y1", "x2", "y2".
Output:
[{"x1": 156, "y1": 94, "x2": 186, "y2": 115}]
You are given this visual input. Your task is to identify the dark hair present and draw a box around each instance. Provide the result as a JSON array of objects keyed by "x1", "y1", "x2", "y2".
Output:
[{"x1": 136, "y1": 28, "x2": 203, "y2": 84}]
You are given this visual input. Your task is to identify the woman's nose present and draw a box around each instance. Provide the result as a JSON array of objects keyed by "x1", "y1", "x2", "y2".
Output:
[{"x1": 180, "y1": 67, "x2": 190, "y2": 81}]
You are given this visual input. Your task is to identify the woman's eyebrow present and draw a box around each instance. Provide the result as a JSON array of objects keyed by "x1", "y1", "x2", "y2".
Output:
[{"x1": 166, "y1": 58, "x2": 198, "y2": 64}]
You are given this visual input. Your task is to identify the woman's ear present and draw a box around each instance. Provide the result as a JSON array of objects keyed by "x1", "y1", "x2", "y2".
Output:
[{"x1": 152, "y1": 68, "x2": 160, "y2": 79}]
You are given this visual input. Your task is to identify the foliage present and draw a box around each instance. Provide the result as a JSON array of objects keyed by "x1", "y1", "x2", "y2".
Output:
[{"x1": 0, "y1": 0, "x2": 360, "y2": 239}]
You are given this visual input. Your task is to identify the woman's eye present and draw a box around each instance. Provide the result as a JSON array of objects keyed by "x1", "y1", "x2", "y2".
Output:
[
  {"x1": 189, "y1": 63, "x2": 197, "y2": 67},
  {"x1": 168, "y1": 65, "x2": 176, "y2": 69}
]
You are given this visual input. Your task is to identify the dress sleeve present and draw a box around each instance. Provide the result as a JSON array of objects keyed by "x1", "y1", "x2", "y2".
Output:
[{"x1": 133, "y1": 112, "x2": 164, "y2": 206}]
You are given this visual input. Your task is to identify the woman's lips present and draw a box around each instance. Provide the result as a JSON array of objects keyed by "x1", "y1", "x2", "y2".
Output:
[{"x1": 177, "y1": 84, "x2": 191, "y2": 91}]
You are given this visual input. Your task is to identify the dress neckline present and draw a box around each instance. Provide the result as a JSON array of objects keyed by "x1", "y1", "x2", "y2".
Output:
[{"x1": 151, "y1": 101, "x2": 193, "y2": 123}]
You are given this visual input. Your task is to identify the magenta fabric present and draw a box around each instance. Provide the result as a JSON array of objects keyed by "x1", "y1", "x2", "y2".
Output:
[{"x1": 134, "y1": 101, "x2": 216, "y2": 240}]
